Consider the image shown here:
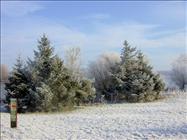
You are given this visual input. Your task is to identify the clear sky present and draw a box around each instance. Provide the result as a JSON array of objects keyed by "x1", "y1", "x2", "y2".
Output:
[{"x1": 1, "y1": 1, "x2": 186, "y2": 71}]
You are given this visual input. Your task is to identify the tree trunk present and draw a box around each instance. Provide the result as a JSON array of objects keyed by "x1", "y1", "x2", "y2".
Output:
[{"x1": 111, "y1": 94, "x2": 113, "y2": 103}]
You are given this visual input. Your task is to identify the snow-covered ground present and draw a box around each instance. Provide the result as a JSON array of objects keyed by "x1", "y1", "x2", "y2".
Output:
[{"x1": 1, "y1": 91, "x2": 187, "y2": 140}]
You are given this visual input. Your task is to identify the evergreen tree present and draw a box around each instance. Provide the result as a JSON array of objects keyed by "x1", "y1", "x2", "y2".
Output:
[
  {"x1": 47, "y1": 56, "x2": 74, "y2": 110},
  {"x1": 5, "y1": 56, "x2": 31, "y2": 112},
  {"x1": 75, "y1": 79, "x2": 96, "y2": 105},
  {"x1": 114, "y1": 40, "x2": 164, "y2": 102},
  {"x1": 25, "y1": 34, "x2": 55, "y2": 111},
  {"x1": 47, "y1": 56, "x2": 95, "y2": 110},
  {"x1": 26, "y1": 35, "x2": 55, "y2": 111},
  {"x1": 30, "y1": 34, "x2": 54, "y2": 87}
]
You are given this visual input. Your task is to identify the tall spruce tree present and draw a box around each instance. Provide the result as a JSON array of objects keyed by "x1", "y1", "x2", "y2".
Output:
[
  {"x1": 27, "y1": 35, "x2": 95, "y2": 111},
  {"x1": 5, "y1": 56, "x2": 31, "y2": 112},
  {"x1": 30, "y1": 34, "x2": 54, "y2": 87},
  {"x1": 26, "y1": 34, "x2": 55, "y2": 111},
  {"x1": 114, "y1": 40, "x2": 164, "y2": 102}
]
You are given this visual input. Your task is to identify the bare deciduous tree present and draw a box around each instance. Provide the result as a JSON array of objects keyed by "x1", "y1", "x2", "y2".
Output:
[
  {"x1": 0, "y1": 64, "x2": 8, "y2": 82},
  {"x1": 88, "y1": 52, "x2": 120, "y2": 81},
  {"x1": 65, "y1": 47, "x2": 82, "y2": 82},
  {"x1": 171, "y1": 54, "x2": 187, "y2": 90},
  {"x1": 88, "y1": 52, "x2": 120, "y2": 101}
]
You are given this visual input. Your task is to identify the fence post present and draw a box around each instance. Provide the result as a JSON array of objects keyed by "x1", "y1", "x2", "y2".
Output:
[{"x1": 10, "y1": 98, "x2": 17, "y2": 128}]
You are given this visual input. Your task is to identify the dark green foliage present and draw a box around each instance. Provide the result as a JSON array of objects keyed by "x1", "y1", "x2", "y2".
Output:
[
  {"x1": 46, "y1": 56, "x2": 75, "y2": 110},
  {"x1": 30, "y1": 36, "x2": 95, "y2": 112},
  {"x1": 5, "y1": 35, "x2": 95, "y2": 113},
  {"x1": 46, "y1": 56, "x2": 95, "y2": 111},
  {"x1": 23, "y1": 34, "x2": 56, "y2": 111},
  {"x1": 114, "y1": 40, "x2": 164, "y2": 102},
  {"x1": 77, "y1": 79, "x2": 96, "y2": 104},
  {"x1": 30, "y1": 34, "x2": 54, "y2": 86},
  {"x1": 5, "y1": 56, "x2": 31, "y2": 112}
]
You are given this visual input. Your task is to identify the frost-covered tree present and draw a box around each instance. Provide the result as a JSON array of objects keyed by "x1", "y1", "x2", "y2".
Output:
[
  {"x1": 28, "y1": 34, "x2": 54, "y2": 87},
  {"x1": 65, "y1": 47, "x2": 83, "y2": 82},
  {"x1": 88, "y1": 52, "x2": 120, "y2": 102},
  {"x1": 114, "y1": 40, "x2": 164, "y2": 102},
  {"x1": 46, "y1": 56, "x2": 74, "y2": 110},
  {"x1": 35, "y1": 83, "x2": 53, "y2": 112},
  {"x1": 48, "y1": 56, "x2": 95, "y2": 110},
  {"x1": 171, "y1": 54, "x2": 187, "y2": 90},
  {"x1": 89, "y1": 41, "x2": 164, "y2": 103},
  {"x1": 5, "y1": 56, "x2": 31, "y2": 112},
  {"x1": 25, "y1": 34, "x2": 55, "y2": 111},
  {"x1": 5, "y1": 35, "x2": 95, "y2": 112},
  {"x1": 75, "y1": 79, "x2": 96, "y2": 105}
]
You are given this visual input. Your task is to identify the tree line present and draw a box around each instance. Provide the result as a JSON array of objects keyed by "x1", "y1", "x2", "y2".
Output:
[
  {"x1": 5, "y1": 35, "x2": 95, "y2": 112},
  {"x1": 4, "y1": 35, "x2": 186, "y2": 112}
]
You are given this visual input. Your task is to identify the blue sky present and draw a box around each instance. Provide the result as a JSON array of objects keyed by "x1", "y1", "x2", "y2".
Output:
[{"x1": 1, "y1": 1, "x2": 186, "y2": 71}]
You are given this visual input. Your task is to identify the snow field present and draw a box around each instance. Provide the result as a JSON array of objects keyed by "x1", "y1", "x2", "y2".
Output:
[{"x1": 1, "y1": 91, "x2": 187, "y2": 140}]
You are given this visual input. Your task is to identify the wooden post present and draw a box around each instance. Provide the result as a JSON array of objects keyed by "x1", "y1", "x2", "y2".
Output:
[{"x1": 10, "y1": 98, "x2": 17, "y2": 128}]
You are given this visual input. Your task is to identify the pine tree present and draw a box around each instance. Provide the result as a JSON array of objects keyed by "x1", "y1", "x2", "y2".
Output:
[
  {"x1": 47, "y1": 56, "x2": 73, "y2": 110},
  {"x1": 30, "y1": 34, "x2": 54, "y2": 87},
  {"x1": 75, "y1": 79, "x2": 96, "y2": 105},
  {"x1": 114, "y1": 40, "x2": 164, "y2": 102},
  {"x1": 25, "y1": 34, "x2": 55, "y2": 111},
  {"x1": 115, "y1": 41, "x2": 139, "y2": 98},
  {"x1": 47, "y1": 56, "x2": 95, "y2": 110},
  {"x1": 5, "y1": 56, "x2": 31, "y2": 112}
]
